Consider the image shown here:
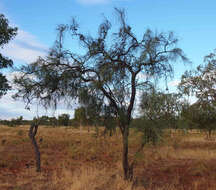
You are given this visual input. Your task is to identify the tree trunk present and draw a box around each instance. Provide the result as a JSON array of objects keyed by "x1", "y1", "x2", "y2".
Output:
[
  {"x1": 122, "y1": 126, "x2": 130, "y2": 180},
  {"x1": 209, "y1": 129, "x2": 212, "y2": 138},
  {"x1": 29, "y1": 123, "x2": 41, "y2": 172},
  {"x1": 109, "y1": 129, "x2": 112, "y2": 137}
]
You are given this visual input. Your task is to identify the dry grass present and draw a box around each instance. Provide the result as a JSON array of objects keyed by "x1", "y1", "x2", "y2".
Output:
[{"x1": 1, "y1": 125, "x2": 216, "y2": 189}]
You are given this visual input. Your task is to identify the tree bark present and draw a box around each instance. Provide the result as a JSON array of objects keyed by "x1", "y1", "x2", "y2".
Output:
[
  {"x1": 29, "y1": 123, "x2": 41, "y2": 172},
  {"x1": 122, "y1": 126, "x2": 130, "y2": 180}
]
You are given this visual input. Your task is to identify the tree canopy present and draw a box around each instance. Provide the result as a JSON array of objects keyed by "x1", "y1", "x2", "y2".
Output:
[
  {"x1": 138, "y1": 87, "x2": 183, "y2": 144},
  {"x1": 140, "y1": 88, "x2": 182, "y2": 127},
  {"x1": 13, "y1": 8, "x2": 188, "y2": 179},
  {"x1": 179, "y1": 50, "x2": 216, "y2": 136},
  {"x1": 179, "y1": 49, "x2": 216, "y2": 104},
  {"x1": 180, "y1": 101, "x2": 216, "y2": 138},
  {"x1": 58, "y1": 113, "x2": 70, "y2": 126},
  {"x1": 0, "y1": 14, "x2": 17, "y2": 97}
]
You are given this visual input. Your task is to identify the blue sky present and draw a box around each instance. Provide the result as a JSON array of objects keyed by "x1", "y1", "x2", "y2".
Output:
[{"x1": 0, "y1": 0, "x2": 216, "y2": 119}]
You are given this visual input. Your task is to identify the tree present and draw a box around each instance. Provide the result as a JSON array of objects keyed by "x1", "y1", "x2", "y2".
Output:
[
  {"x1": 102, "y1": 105, "x2": 117, "y2": 136},
  {"x1": 179, "y1": 50, "x2": 216, "y2": 137},
  {"x1": 49, "y1": 116, "x2": 58, "y2": 127},
  {"x1": 78, "y1": 89, "x2": 103, "y2": 127},
  {"x1": 74, "y1": 107, "x2": 88, "y2": 132},
  {"x1": 29, "y1": 121, "x2": 41, "y2": 172},
  {"x1": 37, "y1": 115, "x2": 49, "y2": 125},
  {"x1": 180, "y1": 102, "x2": 216, "y2": 137},
  {"x1": 140, "y1": 88, "x2": 182, "y2": 127},
  {"x1": 0, "y1": 14, "x2": 17, "y2": 97},
  {"x1": 15, "y1": 116, "x2": 23, "y2": 125},
  {"x1": 7, "y1": 116, "x2": 23, "y2": 127},
  {"x1": 78, "y1": 90, "x2": 116, "y2": 134},
  {"x1": 138, "y1": 87, "x2": 183, "y2": 143},
  {"x1": 179, "y1": 49, "x2": 216, "y2": 104},
  {"x1": 13, "y1": 9, "x2": 188, "y2": 179},
  {"x1": 58, "y1": 113, "x2": 70, "y2": 126}
]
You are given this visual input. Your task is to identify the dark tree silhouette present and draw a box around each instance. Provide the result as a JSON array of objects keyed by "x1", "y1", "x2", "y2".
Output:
[
  {"x1": 13, "y1": 9, "x2": 188, "y2": 179},
  {"x1": 0, "y1": 14, "x2": 17, "y2": 97}
]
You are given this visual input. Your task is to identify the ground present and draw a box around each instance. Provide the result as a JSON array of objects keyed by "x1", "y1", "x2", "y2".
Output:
[{"x1": 0, "y1": 125, "x2": 216, "y2": 190}]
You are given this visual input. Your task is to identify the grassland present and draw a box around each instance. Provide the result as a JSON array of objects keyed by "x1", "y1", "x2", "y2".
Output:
[{"x1": 1, "y1": 125, "x2": 216, "y2": 190}]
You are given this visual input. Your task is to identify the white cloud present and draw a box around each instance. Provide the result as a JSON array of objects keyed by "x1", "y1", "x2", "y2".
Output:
[
  {"x1": 1, "y1": 71, "x2": 76, "y2": 120},
  {"x1": 0, "y1": 91, "x2": 75, "y2": 120},
  {"x1": 0, "y1": 15, "x2": 76, "y2": 120},
  {"x1": 0, "y1": 29, "x2": 48, "y2": 63},
  {"x1": 168, "y1": 80, "x2": 180, "y2": 87},
  {"x1": 0, "y1": 91, "x2": 32, "y2": 119}
]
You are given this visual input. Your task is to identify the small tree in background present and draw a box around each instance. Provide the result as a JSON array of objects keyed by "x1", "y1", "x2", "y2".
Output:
[
  {"x1": 102, "y1": 105, "x2": 117, "y2": 137},
  {"x1": 179, "y1": 49, "x2": 216, "y2": 138},
  {"x1": 8, "y1": 116, "x2": 23, "y2": 127},
  {"x1": 49, "y1": 116, "x2": 58, "y2": 127},
  {"x1": 138, "y1": 87, "x2": 183, "y2": 144},
  {"x1": 78, "y1": 89, "x2": 116, "y2": 135},
  {"x1": 180, "y1": 101, "x2": 216, "y2": 138},
  {"x1": 15, "y1": 116, "x2": 23, "y2": 126},
  {"x1": 37, "y1": 115, "x2": 49, "y2": 125},
  {"x1": 0, "y1": 14, "x2": 17, "y2": 97},
  {"x1": 58, "y1": 113, "x2": 70, "y2": 126},
  {"x1": 78, "y1": 89, "x2": 103, "y2": 128},
  {"x1": 13, "y1": 9, "x2": 188, "y2": 179},
  {"x1": 74, "y1": 107, "x2": 86, "y2": 125}
]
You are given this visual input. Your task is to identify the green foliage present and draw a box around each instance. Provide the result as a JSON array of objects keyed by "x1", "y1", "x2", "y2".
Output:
[
  {"x1": 58, "y1": 113, "x2": 70, "y2": 126},
  {"x1": 13, "y1": 9, "x2": 187, "y2": 130},
  {"x1": 179, "y1": 49, "x2": 216, "y2": 134},
  {"x1": 137, "y1": 87, "x2": 185, "y2": 145},
  {"x1": 37, "y1": 115, "x2": 50, "y2": 125},
  {"x1": 0, "y1": 14, "x2": 17, "y2": 97},
  {"x1": 6, "y1": 116, "x2": 23, "y2": 127},
  {"x1": 133, "y1": 118, "x2": 163, "y2": 145},
  {"x1": 140, "y1": 88, "x2": 182, "y2": 128},
  {"x1": 74, "y1": 107, "x2": 87, "y2": 126},
  {"x1": 102, "y1": 105, "x2": 117, "y2": 136},
  {"x1": 78, "y1": 88, "x2": 117, "y2": 135},
  {"x1": 78, "y1": 88, "x2": 103, "y2": 127},
  {"x1": 49, "y1": 116, "x2": 58, "y2": 127},
  {"x1": 13, "y1": 8, "x2": 188, "y2": 179},
  {"x1": 179, "y1": 50, "x2": 216, "y2": 104},
  {"x1": 181, "y1": 102, "x2": 216, "y2": 134}
]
